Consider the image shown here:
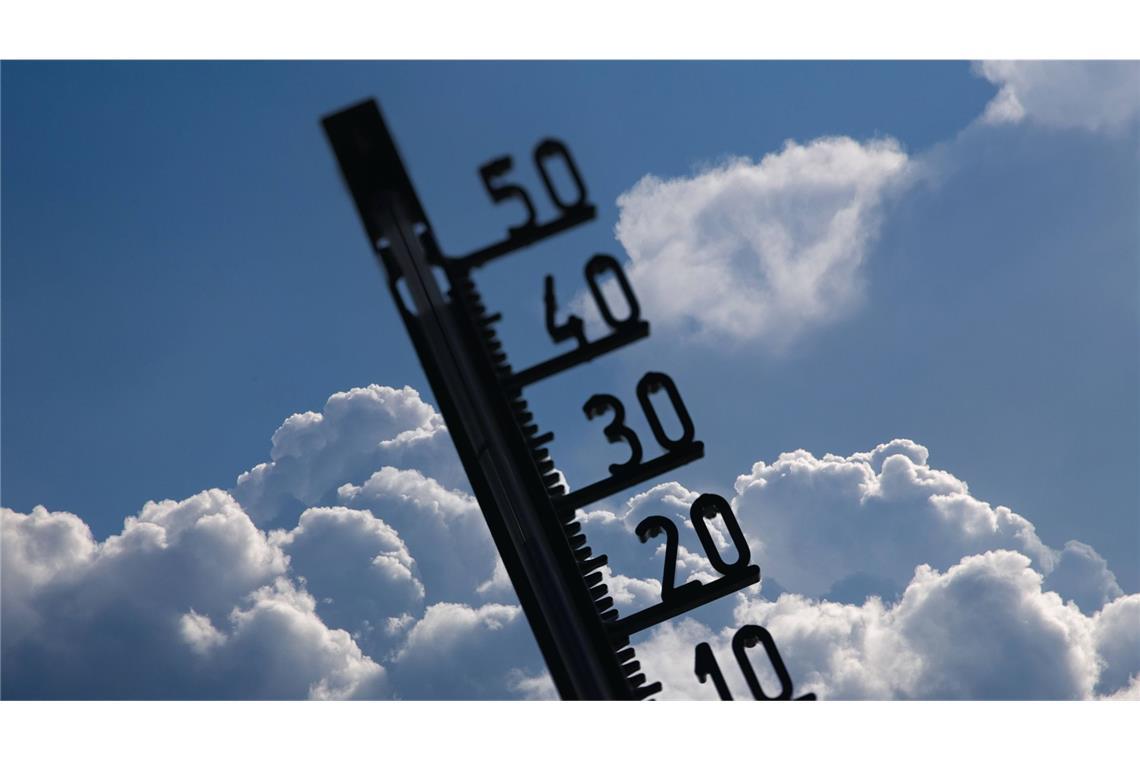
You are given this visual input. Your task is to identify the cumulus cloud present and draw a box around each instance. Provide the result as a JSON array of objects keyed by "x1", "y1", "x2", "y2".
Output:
[
  {"x1": 1, "y1": 506, "x2": 98, "y2": 643},
  {"x1": 270, "y1": 506, "x2": 426, "y2": 654},
  {"x1": 1045, "y1": 540, "x2": 1125, "y2": 615},
  {"x1": 584, "y1": 438, "x2": 1136, "y2": 699},
  {"x1": 561, "y1": 437, "x2": 1134, "y2": 662},
  {"x1": 1, "y1": 386, "x2": 541, "y2": 699},
  {"x1": 336, "y1": 466, "x2": 500, "y2": 603},
  {"x1": 388, "y1": 602, "x2": 543, "y2": 699},
  {"x1": 579, "y1": 439, "x2": 1093, "y2": 605},
  {"x1": 729, "y1": 439, "x2": 1066, "y2": 601},
  {"x1": 1, "y1": 492, "x2": 383, "y2": 698},
  {"x1": 0, "y1": 490, "x2": 530, "y2": 699},
  {"x1": 3, "y1": 386, "x2": 1136, "y2": 700},
  {"x1": 1092, "y1": 595, "x2": 1140, "y2": 696},
  {"x1": 233, "y1": 385, "x2": 466, "y2": 527},
  {"x1": 605, "y1": 136, "x2": 909, "y2": 349},
  {"x1": 638, "y1": 550, "x2": 1122, "y2": 700},
  {"x1": 974, "y1": 61, "x2": 1140, "y2": 132},
  {"x1": 2, "y1": 490, "x2": 287, "y2": 644},
  {"x1": 177, "y1": 579, "x2": 388, "y2": 700}
]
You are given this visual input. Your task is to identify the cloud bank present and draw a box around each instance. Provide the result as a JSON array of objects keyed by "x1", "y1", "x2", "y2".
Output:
[
  {"x1": 2, "y1": 386, "x2": 544, "y2": 700},
  {"x1": 638, "y1": 553, "x2": 1136, "y2": 700},
  {"x1": 4, "y1": 386, "x2": 1135, "y2": 700},
  {"x1": 573, "y1": 438, "x2": 1135, "y2": 700},
  {"x1": 1, "y1": 493, "x2": 385, "y2": 699}
]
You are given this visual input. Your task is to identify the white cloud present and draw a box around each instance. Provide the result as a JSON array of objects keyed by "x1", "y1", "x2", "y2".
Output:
[
  {"x1": 1, "y1": 385, "x2": 548, "y2": 699},
  {"x1": 1102, "y1": 676, "x2": 1140, "y2": 700},
  {"x1": 180, "y1": 610, "x2": 226, "y2": 655},
  {"x1": 569, "y1": 436, "x2": 1129, "y2": 650},
  {"x1": 270, "y1": 506, "x2": 426, "y2": 654},
  {"x1": 4, "y1": 385, "x2": 1136, "y2": 700},
  {"x1": 392, "y1": 602, "x2": 519, "y2": 660},
  {"x1": 506, "y1": 668, "x2": 558, "y2": 700},
  {"x1": 0, "y1": 489, "x2": 531, "y2": 699},
  {"x1": 608, "y1": 136, "x2": 909, "y2": 350},
  {"x1": 181, "y1": 578, "x2": 388, "y2": 700},
  {"x1": 580, "y1": 438, "x2": 1114, "y2": 613},
  {"x1": 388, "y1": 602, "x2": 542, "y2": 699},
  {"x1": 638, "y1": 550, "x2": 1131, "y2": 700},
  {"x1": 597, "y1": 63, "x2": 1136, "y2": 357},
  {"x1": 975, "y1": 61, "x2": 1140, "y2": 132},
  {"x1": 1, "y1": 506, "x2": 98, "y2": 643},
  {"x1": 233, "y1": 385, "x2": 466, "y2": 527},
  {"x1": 338, "y1": 465, "x2": 476, "y2": 521},
  {"x1": 337, "y1": 466, "x2": 499, "y2": 603},
  {"x1": 1045, "y1": 540, "x2": 1125, "y2": 615},
  {"x1": 0, "y1": 491, "x2": 384, "y2": 699},
  {"x1": 1092, "y1": 594, "x2": 1140, "y2": 696},
  {"x1": 729, "y1": 439, "x2": 1091, "y2": 604},
  {"x1": 475, "y1": 556, "x2": 514, "y2": 599},
  {"x1": 600, "y1": 564, "x2": 662, "y2": 609},
  {"x1": 598, "y1": 438, "x2": 1136, "y2": 699}
]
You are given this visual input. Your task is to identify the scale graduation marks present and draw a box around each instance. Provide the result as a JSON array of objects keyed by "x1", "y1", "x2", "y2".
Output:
[{"x1": 322, "y1": 98, "x2": 813, "y2": 701}]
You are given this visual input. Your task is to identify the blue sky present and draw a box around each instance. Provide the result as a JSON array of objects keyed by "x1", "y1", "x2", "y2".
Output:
[
  {"x1": 2, "y1": 61, "x2": 1138, "y2": 699},
  {"x1": 0, "y1": 61, "x2": 991, "y2": 533}
]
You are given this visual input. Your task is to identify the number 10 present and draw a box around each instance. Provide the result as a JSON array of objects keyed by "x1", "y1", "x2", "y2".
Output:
[{"x1": 694, "y1": 625, "x2": 816, "y2": 700}]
